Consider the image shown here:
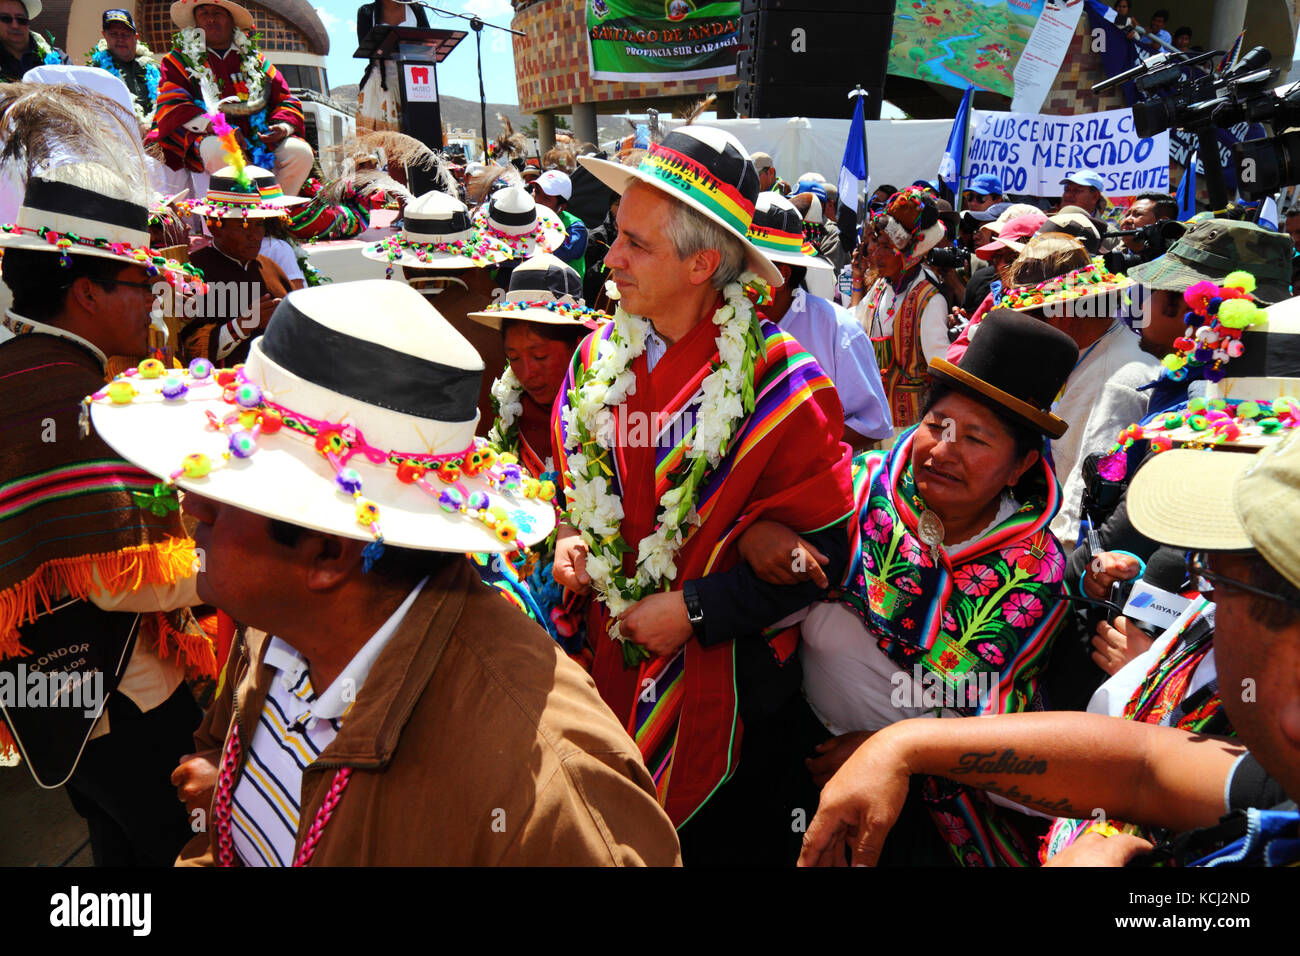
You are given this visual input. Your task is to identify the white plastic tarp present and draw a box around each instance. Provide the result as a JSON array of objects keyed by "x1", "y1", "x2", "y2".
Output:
[{"x1": 655, "y1": 116, "x2": 953, "y2": 195}]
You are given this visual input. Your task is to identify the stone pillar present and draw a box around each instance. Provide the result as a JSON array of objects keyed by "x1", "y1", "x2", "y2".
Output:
[
  {"x1": 536, "y1": 112, "x2": 556, "y2": 154},
  {"x1": 1208, "y1": 0, "x2": 1247, "y2": 54},
  {"x1": 572, "y1": 101, "x2": 599, "y2": 147}
]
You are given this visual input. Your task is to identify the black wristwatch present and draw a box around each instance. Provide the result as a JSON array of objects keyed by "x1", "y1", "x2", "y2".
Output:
[{"x1": 683, "y1": 580, "x2": 705, "y2": 637}]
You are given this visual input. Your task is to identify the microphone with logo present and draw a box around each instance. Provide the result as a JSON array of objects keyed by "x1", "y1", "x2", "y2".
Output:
[{"x1": 1120, "y1": 547, "x2": 1197, "y2": 636}]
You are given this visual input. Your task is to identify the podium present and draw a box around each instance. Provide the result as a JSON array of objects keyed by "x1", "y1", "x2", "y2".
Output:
[{"x1": 355, "y1": 25, "x2": 466, "y2": 195}]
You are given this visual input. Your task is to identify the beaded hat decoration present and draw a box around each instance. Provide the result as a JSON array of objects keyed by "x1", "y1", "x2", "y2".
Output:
[
  {"x1": 363, "y1": 189, "x2": 513, "y2": 274},
  {"x1": 470, "y1": 184, "x2": 565, "y2": 256},
  {"x1": 468, "y1": 253, "x2": 611, "y2": 329},
  {"x1": 997, "y1": 260, "x2": 1133, "y2": 315},
  {"x1": 0, "y1": 169, "x2": 206, "y2": 292},
  {"x1": 191, "y1": 164, "x2": 305, "y2": 220},
  {"x1": 86, "y1": 281, "x2": 557, "y2": 556},
  {"x1": 1156, "y1": 271, "x2": 1267, "y2": 384}
]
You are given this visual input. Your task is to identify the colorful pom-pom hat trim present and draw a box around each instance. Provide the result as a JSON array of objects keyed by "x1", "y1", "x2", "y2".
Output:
[
  {"x1": 0, "y1": 173, "x2": 205, "y2": 290},
  {"x1": 86, "y1": 281, "x2": 556, "y2": 556},
  {"x1": 998, "y1": 260, "x2": 1134, "y2": 316},
  {"x1": 362, "y1": 189, "x2": 513, "y2": 273},
  {"x1": 470, "y1": 184, "x2": 566, "y2": 257},
  {"x1": 467, "y1": 253, "x2": 610, "y2": 329}
]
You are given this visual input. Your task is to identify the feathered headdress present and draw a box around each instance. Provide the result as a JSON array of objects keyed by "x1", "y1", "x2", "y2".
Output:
[{"x1": 490, "y1": 112, "x2": 526, "y2": 162}]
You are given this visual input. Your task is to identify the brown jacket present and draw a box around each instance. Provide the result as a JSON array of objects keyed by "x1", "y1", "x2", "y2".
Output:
[{"x1": 178, "y1": 558, "x2": 681, "y2": 866}]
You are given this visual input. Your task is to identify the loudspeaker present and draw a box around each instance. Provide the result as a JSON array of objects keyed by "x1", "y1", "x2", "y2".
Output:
[{"x1": 736, "y1": 0, "x2": 893, "y2": 120}]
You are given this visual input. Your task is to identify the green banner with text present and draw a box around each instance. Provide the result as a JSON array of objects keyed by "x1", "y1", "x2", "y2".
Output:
[{"x1": 586, "y1": 0, "x2": 740, "y2": 83}]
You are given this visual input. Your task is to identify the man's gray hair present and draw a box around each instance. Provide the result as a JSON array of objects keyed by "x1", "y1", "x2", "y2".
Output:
[{"x1": 660, "y1": 193, "x2": 747, "y2": 290}]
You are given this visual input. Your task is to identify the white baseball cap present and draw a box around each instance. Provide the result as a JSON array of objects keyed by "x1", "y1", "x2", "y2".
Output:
[{"x1": 533, "y1": 169, "x2": 572, "y2": 201}]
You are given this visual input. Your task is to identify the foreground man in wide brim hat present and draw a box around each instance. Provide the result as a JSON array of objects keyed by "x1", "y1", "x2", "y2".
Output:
[
  {"x1": 552, "y1": 125, "x2": 855, "y2": 865},
  {"x1": 88, "y1": 280, "x2": 680, "y2": 865}
]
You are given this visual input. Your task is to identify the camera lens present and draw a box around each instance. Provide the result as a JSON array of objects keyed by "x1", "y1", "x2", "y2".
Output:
[
  {"x1": 1132, "y1": 98, "x2": 1179, "y2": 138},
  {"x1": 1234, "y1": 132, "x2": 1300, "y2": 199}
]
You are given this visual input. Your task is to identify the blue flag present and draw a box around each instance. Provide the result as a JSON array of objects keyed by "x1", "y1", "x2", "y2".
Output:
[
  {"x1": 837, "y1": 92, "x2": 868, "y2": 260},
  {"x1": 938, "y1": 85, "x2": 973, "y2": 198},
  {"x1": 1176, "y1": 150, "x2": 1197, "y2": 220}
]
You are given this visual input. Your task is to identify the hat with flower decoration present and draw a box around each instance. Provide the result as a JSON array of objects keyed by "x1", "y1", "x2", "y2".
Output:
[
  {"x1": 363, "y1": 189, "x2": 514, "y2": 274},
  {"x1": 872, "y1": 186, "x2": 946, "y2": 267},
  {"x1": 470, "y1": 184, "x2": 565, "y2": 258},
  {"x1": 997, "y1": 260, "x2": 1134, "y2": 318},
  {"x1": 467, "y1": 253, "x2": 609, "y2": 330},
  {"x1": 86, "y1": 280, "x2": 557, "y2": 558}
]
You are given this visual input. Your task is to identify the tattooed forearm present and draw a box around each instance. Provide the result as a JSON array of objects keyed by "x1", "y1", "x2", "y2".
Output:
[
  {"x1": 966, "y1": 779, "x2": 1089, "y2": 819},
  {"x1": 946, "y1": 749, "x2": 1048, "y2": 777}
]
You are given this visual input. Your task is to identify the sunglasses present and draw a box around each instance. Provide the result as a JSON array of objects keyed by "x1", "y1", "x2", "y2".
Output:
[
  {"x1": 0, "y1": 13, "x2": 29, "y2": 24},
  {"x1": 1185, "y1": 551, "x2": 1300, "y2": 610}
]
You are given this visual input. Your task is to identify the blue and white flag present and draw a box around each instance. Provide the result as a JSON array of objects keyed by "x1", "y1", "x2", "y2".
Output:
[
  {"x1": 938, "y1": 85, "x2": 973, "y2": 198},
  {"x1": 1258, "y1": 196, "x2": 1279, "y2": 231},
  {"x1": 837, "y1": 92, "x2": 868, "y2": 256},
  {"x1": 1176, "y1": 149, "x2": 1197, "y2": 221}
]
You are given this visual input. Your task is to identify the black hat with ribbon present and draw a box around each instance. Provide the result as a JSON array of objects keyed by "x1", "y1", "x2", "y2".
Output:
[{"x1": 928, "y1": 308, "x2": 1080, "y2": 438}]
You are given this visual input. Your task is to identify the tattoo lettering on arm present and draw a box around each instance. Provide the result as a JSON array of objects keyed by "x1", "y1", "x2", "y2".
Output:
[
  {"x1": 946, "y1": 749, "x2": 1048, "y2": 776},
  {"x1": 967, "y1": 780, "x2": 1090, "y2": 819}
]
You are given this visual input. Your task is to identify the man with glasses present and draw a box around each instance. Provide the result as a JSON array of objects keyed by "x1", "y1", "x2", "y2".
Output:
[
  {"x1": 961, "y1": 173, "x2": 1003, "y2": 213},
  {"x1": 798, "y1": 432, "x2": 1300, "y2": 868},
  {"x1": 0, "y1": 0, "x2": 65, "y2": 82},
  {"x1": 0, "y1": 157, "x2": 209, "y2": 866},
  {"x1": 529, "y1": 169, "x2": 587, "y2": 279}
]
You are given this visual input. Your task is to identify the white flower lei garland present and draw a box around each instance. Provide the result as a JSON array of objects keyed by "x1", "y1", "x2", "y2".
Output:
[
  {"x1": 87, "y1": 39, "x2": 160, "y2": 124},
  {"x1": 562, "y1": 275, "x2": 764, "y2": 665},
  {"x1": 177, "y1": 26, "x2": 265, "y2": 109},
  {"x1": 487, "y1": 367, "x2": 524, "y2": 455}
]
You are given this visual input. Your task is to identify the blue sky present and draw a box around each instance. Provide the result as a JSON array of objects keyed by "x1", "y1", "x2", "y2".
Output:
[{"x1": 312, "y1": 0, "x2": 522, "y2": 103}]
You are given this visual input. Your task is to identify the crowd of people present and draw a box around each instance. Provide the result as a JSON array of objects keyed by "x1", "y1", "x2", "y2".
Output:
[{"x1": 0, "y1": 2, "x2": 1298, "y2": 872}]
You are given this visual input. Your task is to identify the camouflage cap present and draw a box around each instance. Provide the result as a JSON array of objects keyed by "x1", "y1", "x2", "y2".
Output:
[{"x1": 1127, "y1": 219, "x2": 1293, "y2": 305}]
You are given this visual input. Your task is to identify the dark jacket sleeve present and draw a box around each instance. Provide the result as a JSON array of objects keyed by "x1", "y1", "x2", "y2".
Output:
[{"x1": 688, "y1": 519, "x2": 850, "y2": 646}]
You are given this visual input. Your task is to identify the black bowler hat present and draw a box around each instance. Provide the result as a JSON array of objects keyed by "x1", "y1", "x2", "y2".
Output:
[{"x1": 928, "y1": 309, "x2": 1079, "y2": 438}]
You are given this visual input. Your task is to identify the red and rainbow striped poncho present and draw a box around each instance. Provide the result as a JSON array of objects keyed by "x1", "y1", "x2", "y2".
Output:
[{"x1": 552, "y1": 309, "x2": 854, "y2": 827}]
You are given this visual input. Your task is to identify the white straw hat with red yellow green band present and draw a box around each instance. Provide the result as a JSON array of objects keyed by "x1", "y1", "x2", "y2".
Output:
[
  {"x1": 577, "y1": 126, "x2": 783, "y2": 287},
  {"x1": 746, "y1": 193, "x2": 833, "y2": 274}
]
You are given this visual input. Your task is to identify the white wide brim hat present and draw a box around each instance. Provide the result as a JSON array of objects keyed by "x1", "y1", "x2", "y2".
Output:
[
  {"x1": 470, "y1": 202, "x2": 566, "y2": 258},
  {"x1": 171, "y1": 0, "x2": 255, "y2": 31},
  {"x1": 468, "y1": 253, "x2": 609, "y2": 329},
  {"x1": 89, "y1": 282, "x2": 556, "y2": 554},
  {"x1": 577, "y1": 126, "x2": 782, "y2": 287}
]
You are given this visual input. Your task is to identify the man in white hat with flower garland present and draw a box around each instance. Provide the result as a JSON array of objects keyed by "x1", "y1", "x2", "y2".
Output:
[
  {"x1": 153, "y1": 0, "x2": 314, "y2": 196},
  {"x1": 0, "y1": 0, "x2": 64, "y2": 82},
  {"x1": 84, "y1": 280, "x2": 681, "y2": 865},
  {"x1": 86, "y1": 9, "x2": 160, "y2": 130},
  {"x1": 554, "y1": 126, "x2": 857, "y2": 865}
]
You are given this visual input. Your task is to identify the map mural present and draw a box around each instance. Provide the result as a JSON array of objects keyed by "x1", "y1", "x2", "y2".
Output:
[{"x1": 888, "y1": 0, "x2": 1044, "y2": 98}]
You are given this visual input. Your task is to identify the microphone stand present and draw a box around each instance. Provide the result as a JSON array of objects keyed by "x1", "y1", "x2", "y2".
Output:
[{"x1": 405, "y1": 2, "x2": 525, "y2": 163}]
